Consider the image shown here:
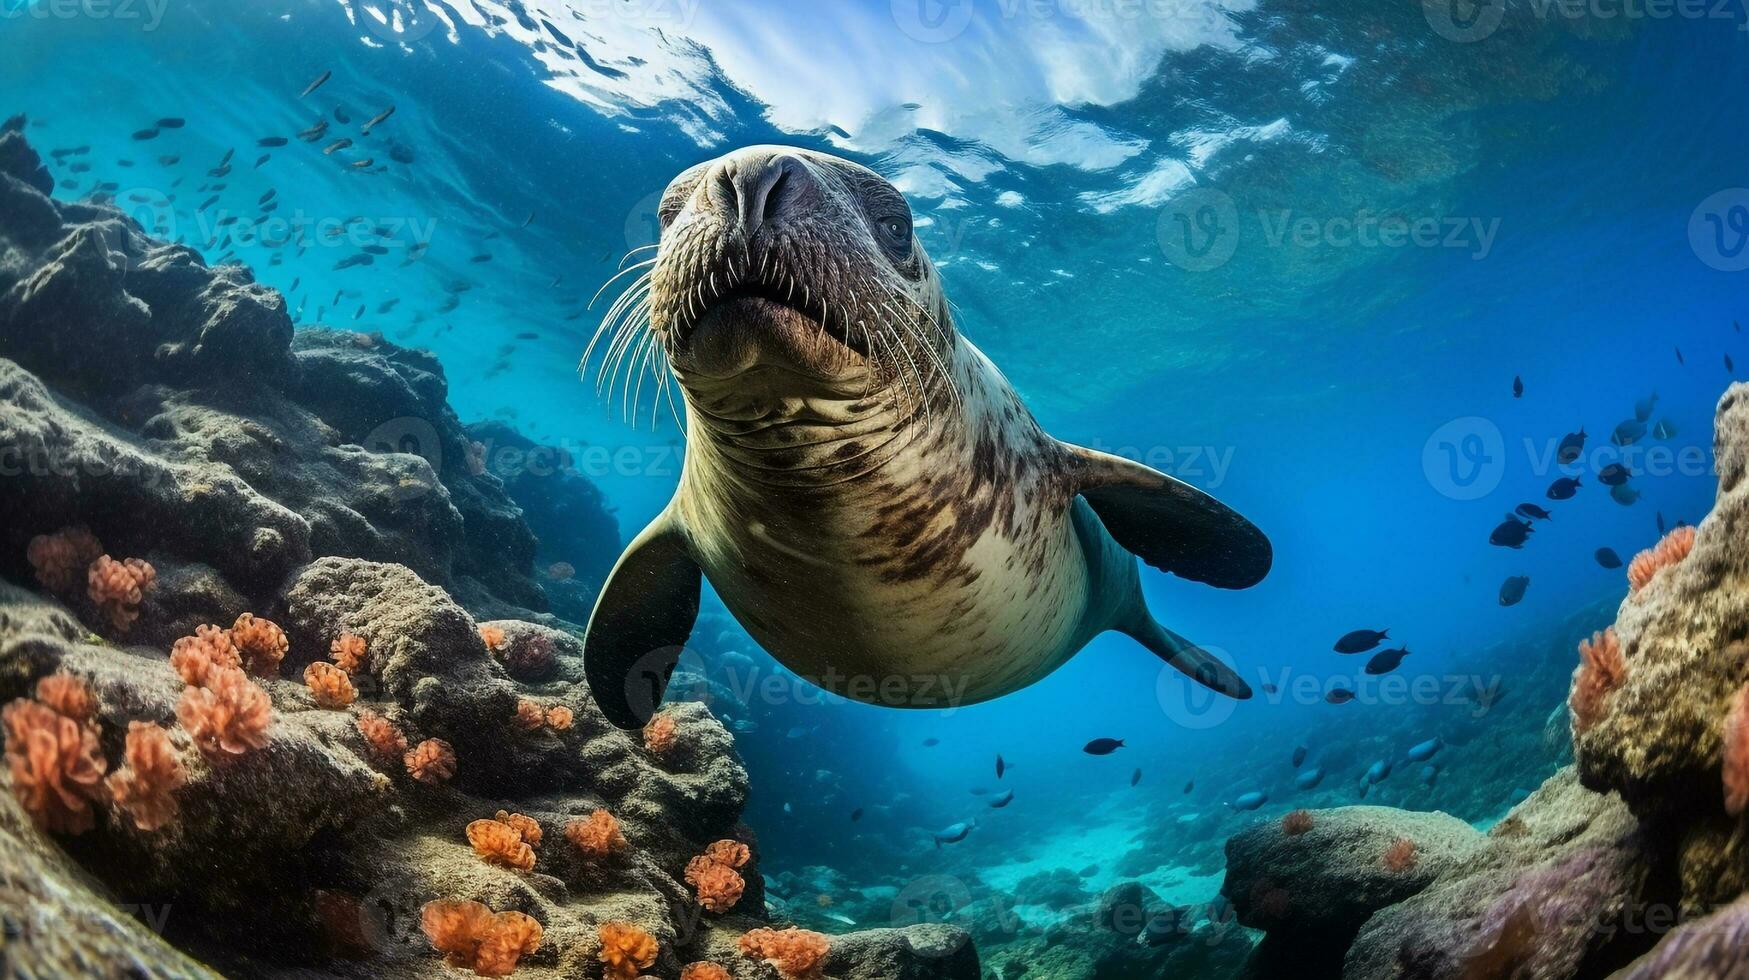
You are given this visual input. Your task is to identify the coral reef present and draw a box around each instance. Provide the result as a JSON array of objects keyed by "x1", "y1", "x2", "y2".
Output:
[
  {"x1": 1627, "y1": 524, "x2": 1696, "y2": 593},
  {"x1": 738, "y1": 927, "x2": 830, "y2": 979},
  {"x1": 303, "y1": 660, "x2": 357, "y2": 708},
  {"x1": 104, "y1": 720, "x2": 186, "y2": 831},
  {"x1": 3, "y1": 696, "x2": 105, "y2": 834},
  {"x1": 422, "y1": 899, "x2": 543, "y2": 977},
  {"x1": 177, "y1": 666, "x2": 273, "y2": 757},
  {"x1": 598, "y1": 920, "x2": 659, "y2": 979},
  {"x1": 87, "y1": 554, "x2": 155, "y2": 632},
  {"x1": 1569, "y1": 627, "x2": 1624, "y2": 733}
]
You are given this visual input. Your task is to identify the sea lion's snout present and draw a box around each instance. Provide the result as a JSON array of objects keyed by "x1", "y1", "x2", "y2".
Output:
[{"x1": 701, "y1": 149, "x2": 819, "y2": 245}]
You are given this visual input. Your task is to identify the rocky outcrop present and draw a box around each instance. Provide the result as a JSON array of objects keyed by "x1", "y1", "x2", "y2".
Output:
[
  {"x1": 1220, "y1": 806, "x2": 1482, "y2": 979},
  {"x1": 1344, "y1": 768, "x2": 1670, "y2": 980},
  {"x1": 1571, "y1": 383, "x2": 1749, "y2": 914}
]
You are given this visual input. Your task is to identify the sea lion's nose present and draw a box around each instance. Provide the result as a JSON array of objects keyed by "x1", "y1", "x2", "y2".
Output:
[{"x1": 708, "y1": 149, "x2": 812, "y2": 239}]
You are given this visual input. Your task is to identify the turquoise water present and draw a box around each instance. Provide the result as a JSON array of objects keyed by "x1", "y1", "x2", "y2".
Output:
[{"x1": 7, "y1": 0, "x2": 1748, "y2": 949}]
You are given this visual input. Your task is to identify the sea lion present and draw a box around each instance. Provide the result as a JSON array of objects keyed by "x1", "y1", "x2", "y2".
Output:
[{"x1": 582, "y1": 146, "x2": 1271, "y2": 729}]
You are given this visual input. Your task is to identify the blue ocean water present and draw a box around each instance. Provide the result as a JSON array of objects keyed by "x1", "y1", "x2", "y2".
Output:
[{"x1": 7, "y1": 0, "x2": 1749, "y2": 953}]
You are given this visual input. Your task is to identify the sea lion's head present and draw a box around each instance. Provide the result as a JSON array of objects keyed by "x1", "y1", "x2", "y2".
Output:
[{"x1": 594, "y1": 147, "x2": 956, "y2": 426}]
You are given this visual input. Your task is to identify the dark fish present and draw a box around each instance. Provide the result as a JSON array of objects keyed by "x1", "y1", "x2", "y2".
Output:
[
  {"x1": 1595, "y1": 547, "x2": 1623, "y2": 569},
  {"x1": 470, "y1": 253, "x2": 493, "y2": 263},
  {"x1": 1653, "y1": 419, "x2": 1677, "y2": 440},
  {"x1": 932, "y1": 820, "x2": 975, "y2": 848},
  {"x1": 259, "y1": 189, "x2": 276, "y2": 205},
  {"x1": 850, "y1": 808, "x2": 862, "y2": 822},
  {"x1": 157, "y1": 155, "x2": 181, "y2": 166},
  {"x1": 1182, "y1": 779, "x2": 1194, "y2": 793},
  {"x1": 298, "y1": 119, "x2": 330, "y2": 142},
  {"x1": 1327, "y1": 688, "x2": 1357, "y2": 704},
  {"x1": 1657, "y1": 512, "x2": 1667, "y2": 535},
  {"x1": 1406, "y1": 737, "x2": 1443, "y2": 762},
  {"x1": 1498, "y1": 575, "x2": 1529, "y2": 607},
  {"x1": 1612, "y1": 419, "x2": 1646, "y2": 446},
  {"x1": 323, "y1": 138, "x2": 353, "y2": 155},
  {"x1": 1512, "y1": 375, "x2": 1523, "y2": 398},
  {"x1": 299, "y1": 70, "x2": 332, "y2": 99},
  {"x1": 1634, "y1": 393, "x2": 1659, "y2": 423},
  {"x1": 1083, "y1": 738, "x2": 1125, "y2": 756},
  {"x1": 1365, "y1": 759, "x2": 1393, "y2": 784},
  {"x1": 1547, "y1": 477, "x2": 1582, "y2": 501},
  {"x1": 361, "y1": 105, "x2": 396, "y2": 134},
  {"x1": 254, "y1": 155, "x2": 270, "y2": 168},
  {"x1": 1490, "y1": 516, "x2": 1534, "y2": 548},
  {"x1": 335, "y1": 107, "x2": 352, "y2": 124},
  {"x1": 1291, "y1": 746, "x2": 1307, "y2": 768},
  {"x1": 995, "y1": 755, "x2": 1005, "y2": 780},
  {"x1": 1334, "y1": 629, "x2": 1389, "y2": 654},
  {"x1": 921, "y1": 738, "x2": 939, "y2": 747},
  {"x1": 157, "y1": 117, "x2": 185, "y2": 129},
  {"x1": 132, "y1": 127, "x2": 160, "y2": 141},
  {"x1": 989, "y1": 790, "x2": 1014, "y2": 808},
  {"x1": 1130, "y1": 768, "x2": 1142, "y2": 787},
  {"x1": 1515, "y1": 503, "x2": 1553, "y2": 521},
  {"x1": 1226, "y1": 791, "x2": 1269, "y2": 811},
  {"x1": 1676, "y1": 346, "x2": 1685, "y2": 365},
  {"x1": 521, "y1": 210, "x2": 535, "y2": 228},
  {"x1": 1598, "y1": 462, "x2": 1631, "y2": 486},
  {"x1": 1295, "y1": 767, "x2": 1325, "y2": 790},
  {"x1": 1610, "y1": 483, "x2": 1641, "y2": 506},
  {"x1": 1557, "y1": 429, "x2": 1587, "y2": 465},
  {"x1": 258, "y1": 136, "x2": 288, "y2": 148},
  {"x1": 1365, "y1": 647, "x2": 1410, "y2": 675}
]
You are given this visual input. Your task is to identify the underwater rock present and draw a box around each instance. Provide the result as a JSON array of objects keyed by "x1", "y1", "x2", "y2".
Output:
[
  {"x1": 1612, "y1": 891, "x2": 1749, "y2": 978},
  {"x1": 1220, "y1": 805, "x2": 1482, "y2": 979},
  {"x1": 1571, "y1": 383, "x2": 1749, "y2": 912},
  {"x1": 1343, "y1": 768, "x2": 1667, "y2": 980}
]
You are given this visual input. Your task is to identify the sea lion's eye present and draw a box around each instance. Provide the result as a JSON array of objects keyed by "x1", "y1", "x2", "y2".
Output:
[{"x1": 876, "y1": 213, "x2": 912, "y2": 255}]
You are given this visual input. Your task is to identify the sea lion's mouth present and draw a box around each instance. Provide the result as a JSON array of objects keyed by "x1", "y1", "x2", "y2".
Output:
[{"x1": 673, "y1": 270, "x2": 867, "y2": 357}]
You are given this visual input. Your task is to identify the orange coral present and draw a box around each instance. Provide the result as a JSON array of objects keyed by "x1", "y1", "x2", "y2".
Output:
[
  {"x1": 230, "y1": 613, "x2": 288, "y2": 676},
  {"x1": 703, "y1": 839, "x2": 751, "y2": 869},
  {"x1": 738, "y1": 927, "x2": 830, "y2": 980},
  {"x1": 176, "y1": 667, "x2": 272, "y2": 757},
  {"x1": 545, "y1": 706, "x2": 573, "y2": 731},
  {"x1": 480, "y1": 624, "x2": 506, "y2": 652},
  {"x1": 303, "y1": 661, "x2": 357, "y2": 709},
  {"x1": 597, "y1": 921, "x2": 659, "y2": 980},
  {"x1": 565, "y1": 809, "x2": 628, "y2": 859},
  {"x1": 355, "y1": 710, "x2": 408, "y2": 762},
  {"x1": 27, "y1": 527, "x2": 102, "y2": 594},
  {"x1": 421, "y1": 900, "x2": 542, "y2": 977},
  {"x1": 1725, "y1": 683, "x2": 1749, "y2": 817},
  {"x1": 1282, "y1": 810, "x2": 1314, "y2": 837},
  {"x1": 105, "y1": 721, "x2": 186, "y2": 831},
  {"x1": 3, "y1": 698, "x2": 106, "y2": 834},
  {"x1": 87, "y1": 555, "x2": 155, "y2": 631},
  {"x1": 685, "y1": 856, "x2": 746, "y2": 912},
  {"x1": 495, "y1": 810, "x2": 542, "y2": 846},
  {"x1": 1571, "y1": 628, "x2": 1627, "y2": 734},
  {"x1": 644, "y1": 712, "x2": 678, "y2": 756},
  {"x1": 34, "y1": 673, "x2": 96, "y2": 723},
  {"x1": 513, "y1": 699, "x2": 545, "y2": 732},
  {"x1": 467, "y1": 818, "x2": 536, "y2": 871},
  {"x1": 680, "y1": 964, "x2": 731, "y2": 980},
  {"x1": 1383, "y1": 838, "x2": 1419, "y2": 873},
  {"x1": 1628, "y1": 525, "x2": 1697, "y2": 594},
  {"x1": 406, "y1": 738, "x2": 457, "y2": 784},
  {"x1": 170, "y1": 625, "x2": 243, "y2": 687},
  {"x1": 330, "y1": 633, "x2": 368, "y2": 673}
]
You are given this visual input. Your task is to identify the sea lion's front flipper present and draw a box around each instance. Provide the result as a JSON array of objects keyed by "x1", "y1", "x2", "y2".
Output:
[
  {"x1": 583, "y1": 511, "x2": 701, "y2": 730},
  {"x1": 1062, "y1": 443, "x2": 1272, "y2": 590},
  {"x1": 1128, "y1": 619, "x2": 1253, "y2": 699}
]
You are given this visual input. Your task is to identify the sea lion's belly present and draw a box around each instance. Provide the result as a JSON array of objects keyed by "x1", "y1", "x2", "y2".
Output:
[{"x1": 680, "y1": 456, "x2": 1100, "y2": 708}]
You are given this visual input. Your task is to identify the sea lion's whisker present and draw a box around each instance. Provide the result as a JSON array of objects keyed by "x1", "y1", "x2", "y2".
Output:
[
  {"x1": 583, "y1": 286, "x2": 651, "y2": 379},
  {"x1": 588, "y1": 258, "x2": 657, "y2": 310}
]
